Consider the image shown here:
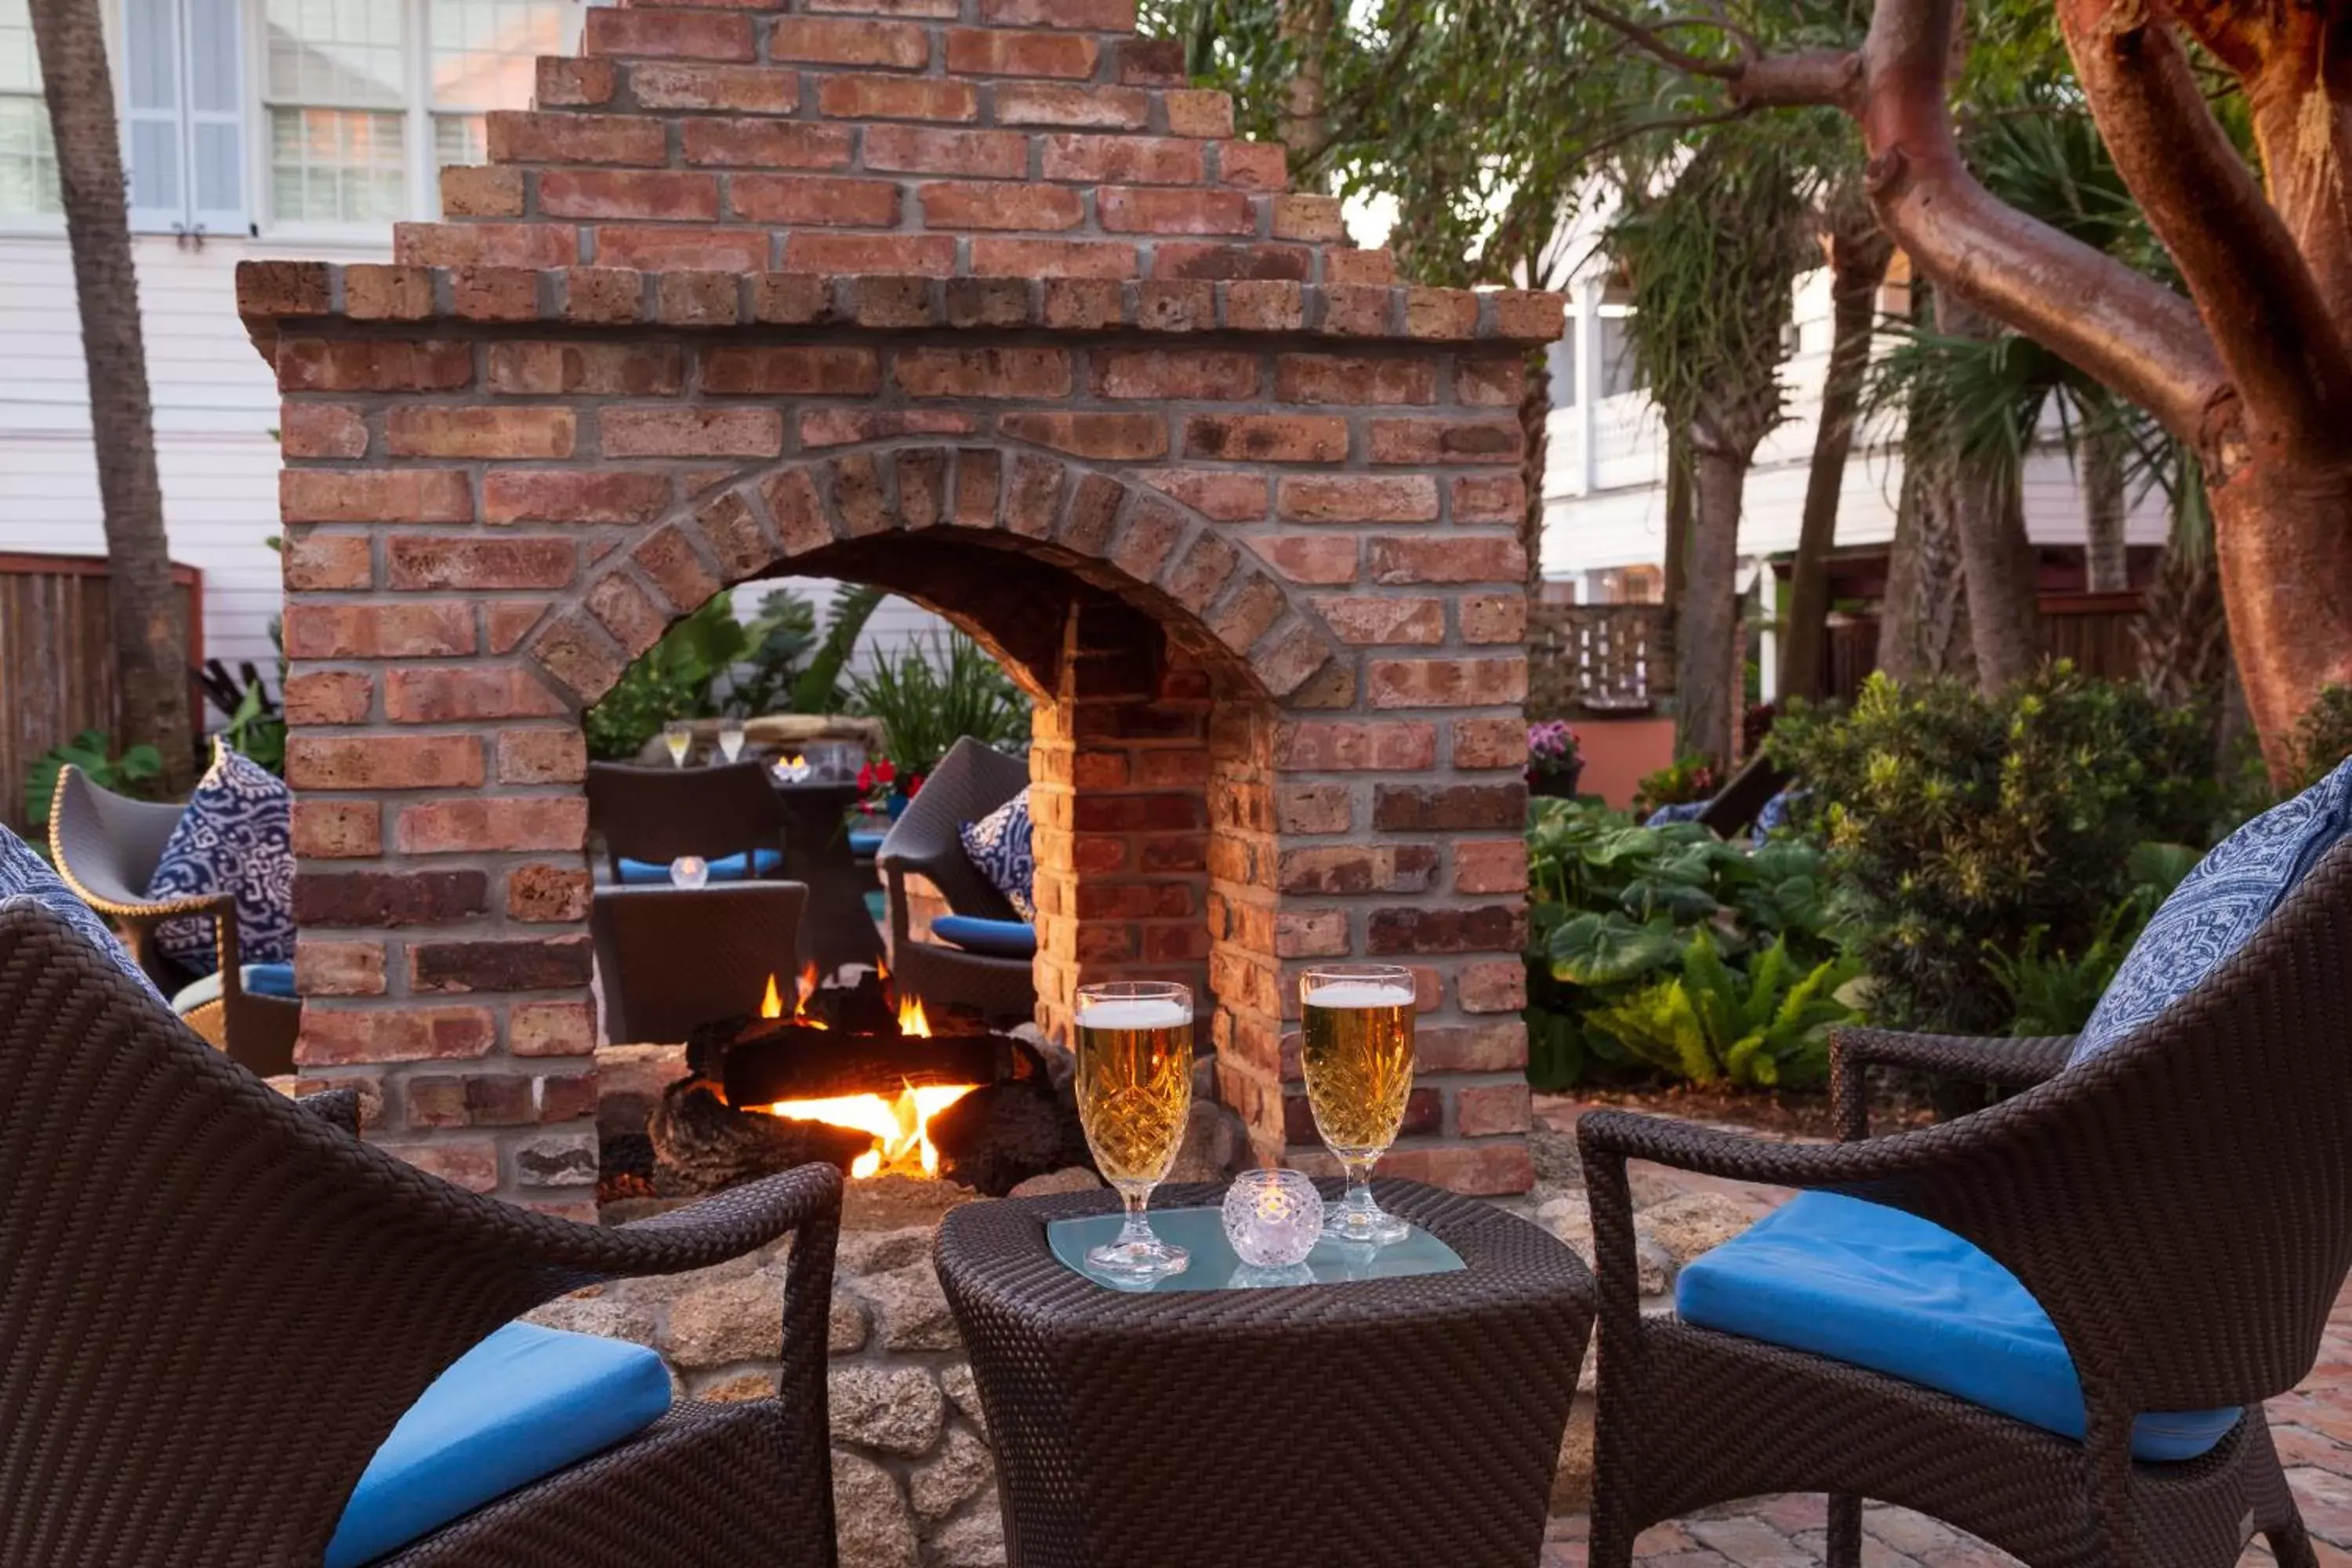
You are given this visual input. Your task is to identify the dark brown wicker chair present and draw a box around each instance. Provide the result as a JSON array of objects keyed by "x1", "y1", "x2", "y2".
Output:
[
  {"x1": 0, "y1": 895, "x2": 842, "y2": 1568},
  {"x1": 877, "y1": 737, "x2": 1035, "y2": 1024},
  {"x1": 1576, "y1": 839, "x2": 2352, "y2": 1568},
  {"x1": 1695, "y1": 753, "x2": 1790, "y2": 839},
  {"x1": 585, "y1": 760, "x2": 791, "y2": 883},
  {"x1": 592, "y1": 881, "x2": 809, "y2": 1043},
  {"x1": 47, "y1": 761, "x2": 300, "y2": 1076}
]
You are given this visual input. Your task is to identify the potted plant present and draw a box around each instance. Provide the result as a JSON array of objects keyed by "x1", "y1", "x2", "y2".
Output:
[{"x1": 1526, "y1": 720, "x2": 1584, "y2": 798}]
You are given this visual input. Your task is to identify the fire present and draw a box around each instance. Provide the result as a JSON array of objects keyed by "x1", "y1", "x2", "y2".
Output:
[
  {"x1": 757, "y1": 1081, "x2": 978, "y2": 1178},
  {"x1": 794, "y1": 961, "x2": 827, "y2": 1029},
  {"x1": 760, "y1": 973, "x2": 783, "y2": 1019},
  {"x1": 898, "y1": 994, "x2": 931, "y2": 1038}
]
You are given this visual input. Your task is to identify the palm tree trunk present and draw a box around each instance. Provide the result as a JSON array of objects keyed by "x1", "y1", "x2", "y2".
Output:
[
  {"x1": 30, "y1": 0, "x2": 193, "y2": 792},
  {"x1": 1276, "y1": 0, "x2": 1331, "y2": 190},
  {"x1": 2082, "y1": 419, "x2": 2130, "y2": 591},
  {"x1": 1519, "y1": 347, "x2": 1548, "y2": 590},
  {"x1": 1936, "y1": 293, "x2": 2042, "y2": 690},
  {"x1": 1780, "y1": 218, "x2": 1893, "y2": 702},
  {"x1": 1675, "y1": 439, "x2": 1745, "y2": 766}
]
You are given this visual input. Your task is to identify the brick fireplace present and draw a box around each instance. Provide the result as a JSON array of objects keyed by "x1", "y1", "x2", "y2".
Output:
[{"x1": 235, "y1": 0, "x2": 1559, "y2": 1213}]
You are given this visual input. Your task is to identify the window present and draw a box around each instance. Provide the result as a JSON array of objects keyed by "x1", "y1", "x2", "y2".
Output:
[
  {"x1": 263, "y1": 0, "x2": 575, "y2": 227},
  {"x1": 0, "y1": 0, "x2": 60, "y2": 219},
  {"x1": 1545, "y1": 317, "x2": 1578, "y2": 409},
  {"x1": 1598, "y1": 310, "x2": 1648, "y2": 399}
]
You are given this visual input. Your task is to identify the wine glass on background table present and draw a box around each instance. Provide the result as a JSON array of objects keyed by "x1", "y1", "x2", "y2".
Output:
[
  {"x1": 662, "y1": 721, "x2": 691, "y2": 768},
  {"x1": 718, "y1": 720, "x2": 746, "y2": 764},
  {"x1": 1300, "y1": 964, "x2": 1417, "y2": 1246},
  {"x1": 1073, "y1": 981, "x2": 1195, "y2": 1283}
]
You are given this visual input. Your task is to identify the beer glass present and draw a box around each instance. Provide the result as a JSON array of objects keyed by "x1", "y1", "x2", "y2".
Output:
[
  {"x1": 1300, "y1": 964, "x2": 1417, "y2": 1245},
  {"x1": 717, "y1": 720, "x2": 746, "y2": 763},
  {"x1": 1073, "y1": 981, "x2": 1195, "y2": 1283},
  {"x1": 662, "y1": 721, "x2": 691, "y2": 768}
]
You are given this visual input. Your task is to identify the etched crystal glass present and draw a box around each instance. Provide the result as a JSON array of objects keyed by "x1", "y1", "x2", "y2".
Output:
[{"x1": 1300, "y1": 964, "x2": 1417, "y2": 1246}]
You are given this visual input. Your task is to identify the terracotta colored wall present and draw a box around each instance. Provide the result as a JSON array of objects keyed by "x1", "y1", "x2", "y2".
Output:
[{"x1": 1570, "y1": 717, "x2": 1676, "y2": 811}]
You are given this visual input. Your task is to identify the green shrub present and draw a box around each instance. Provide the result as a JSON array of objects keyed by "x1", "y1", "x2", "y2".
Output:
[
  {"x1": 1766, "y1": 664, "x2": 2213, "y2": 1033},
  {"x1": 1584, "y1": 931, "x2": 1858, "y2": 1090},
  {"x1": 24, "y1": 729, "x2": 164, "y2": 837},
  {"x1": 1632, "y1": 754, "x2": 1720, "y2": 817},
  {"x1": 2292, "y1": 684, "x2": 2352, "y2": 789},
  {"x1": 849, "y1": 631, "x2": 1030, "y2": 778},
  {"x1": 1523, "y1": 797, "x2": 1844, "y2": 1088}
]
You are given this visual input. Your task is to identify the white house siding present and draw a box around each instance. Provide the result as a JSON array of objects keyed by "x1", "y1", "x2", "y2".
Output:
[
  {"x1": 0, "y1": 230, "x2": 953, "y2": 700},
  {"x1": 1538, "y1": 262, "x2": 2173, "y2": 588}
]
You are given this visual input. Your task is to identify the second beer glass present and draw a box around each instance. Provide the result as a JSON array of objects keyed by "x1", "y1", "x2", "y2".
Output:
[
  {"x1": 1300, "y1": 964, "x2": 1417, "y2": 1245},
  {"x1": 1073, "y1": 981, "x2": 1195, "y2": 1282}
]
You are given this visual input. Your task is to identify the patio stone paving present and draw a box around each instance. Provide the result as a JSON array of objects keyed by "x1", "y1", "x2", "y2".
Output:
[{"x1": 1533, "y1": 1097, "x2": 2352, "y2": 1566}]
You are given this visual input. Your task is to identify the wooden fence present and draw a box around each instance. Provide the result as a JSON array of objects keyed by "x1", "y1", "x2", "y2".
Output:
[
  {"x1": 1528, "y1": 602, "x2": 1673, "y2": 717},
  {"x1": 0, "y1": 554, "x2": 203, "y2": 833}
]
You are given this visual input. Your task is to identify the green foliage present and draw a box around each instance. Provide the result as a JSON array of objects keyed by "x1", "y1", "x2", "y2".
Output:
[
  {"x1": 1523, "y1": 797, "x2": 1842, "y2": 1088},
  {"x1": 790, "y1": 583, "x2": 885, "y2": 715},
  {"x1": 1585, "y1": 931, "x2": 1859, "y2": 1089},
  {"x1": 222, "y1": 684, "x2": 286, "y2": 775},
  {"x1": 1632, "y1": 754, "x2": 1721, "y2": 816},
  {"x1": 724, "y1": 589, "x2": 820, "y2": 719},
  {"x1": 1985, "y1": 898, "x2": 2145, "y2": 1039},
  {"x1": 584, "y1": 597, "x2": 750, "y2": 761},
  {"x1": 848, "y1": 632, "x2": 1029, "y2": 779},
  {"x1": 2292, "y1": 685, "x2": 2352, "y2": 789},
  {"x1": 24, "y1": 729, "x2": 164, "y2": 836},
  {"x1": 1766, "y1": 666, "x2": 2216, "y2": 1033}
]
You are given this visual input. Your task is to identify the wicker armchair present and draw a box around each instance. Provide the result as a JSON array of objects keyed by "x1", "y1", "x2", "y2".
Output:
[
  {"x1": 585, "y1": 761, "x2": 791, "y2": 882},
  {"x1": 1577, "y1": 840, "x2": 2352, "y2": 1568},
  {"x1": 877, "y1": 737, "x2": 1035, "y2": 1024},
  {"x1": 593, "y1": 881, "x2": 809, "y2": 1043},
  {"x1": 48, "y1": 762, "x2": 299, "y2": 1076},
  {"x1": 0, "y1": 896, "x2": 842, "y2": 1568}
]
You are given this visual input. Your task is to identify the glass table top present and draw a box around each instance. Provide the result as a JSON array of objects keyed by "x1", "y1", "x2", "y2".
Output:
[{"x1": 1046, "y1": 1205, "x2": 1466, "y2": 1294}]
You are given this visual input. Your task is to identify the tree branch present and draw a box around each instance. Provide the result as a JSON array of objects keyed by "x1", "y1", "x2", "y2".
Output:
[
  {"x1": 1843, "y1": 0, "x2": 2229, "y2": 448},
  {"x1": 2056, "y1": 0, "x2": 2352, "y2": 457},
  {"x1": 1580, "y1": 2, "x2": 1745, "y2": 82}
]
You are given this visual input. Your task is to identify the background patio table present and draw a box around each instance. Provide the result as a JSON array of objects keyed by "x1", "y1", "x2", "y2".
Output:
[
  {"x1": 769, "y1": 778, "x2": 884, "y2": 978},
  {"x1": 936, "y1": 1178, "x2": 1595, "y2": 1568}
]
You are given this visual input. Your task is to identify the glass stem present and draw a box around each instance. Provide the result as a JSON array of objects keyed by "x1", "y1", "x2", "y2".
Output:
[
  {"x1": 1116, "y1": 1185, "x2": 1155, "y2": 1248},
  {"x1": 1341, "y1": 1155, "x2": 1378, "y2": 1218}
]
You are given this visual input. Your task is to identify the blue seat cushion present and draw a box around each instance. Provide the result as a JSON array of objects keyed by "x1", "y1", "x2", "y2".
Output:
[
  {"x1": 848, "y1": 829, "x2": 887, "y2": 857},
  {"x1": 169, "y1": 961, "x2": 296, "y2": 1014},
  {"x1": 1, "y1": 823, "x2": 169, "y2": 1007},
  {"x1": 616, "y1": 847, "x2": 784, "y2": 884},
  {"x1": 2073, "y1": 753, "x2": 2352, "y2": 1064},
  {"x1": 146, "y1": 740, "x2": 296, "y2": 975},
  {"x1": 1677, "y1": 1192, "x2": 2238, "y2": 1461},
  {"x1": 1643, "y1": 800, "x2": 1708, "y2": 827},
  {"x1": 931, "y1": 914, "x2": 1037, "y2": 959},
  {"x1": 325, "y1": 1322, "x2": 673, "y2": 1568},
  {"x1": 958, "y1": 788, "x2": 1035, "y2": 920}
]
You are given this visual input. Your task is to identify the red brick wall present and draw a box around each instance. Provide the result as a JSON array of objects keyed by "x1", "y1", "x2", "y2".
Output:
[{"x1": 240, "y1": 0, "x2": 1559, "y2": 1204}]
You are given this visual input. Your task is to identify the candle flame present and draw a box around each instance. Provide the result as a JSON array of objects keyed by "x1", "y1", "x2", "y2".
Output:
[{"x1": 760, "y1": 973, "x2": 783, "y2": 1019}]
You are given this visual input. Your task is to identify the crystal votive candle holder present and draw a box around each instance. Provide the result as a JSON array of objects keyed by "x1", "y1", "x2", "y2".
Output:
[
  {"x1": 670, "y1": 855, "x2": 710, "y2": 890},
  {"x1": 1221, "y1": 1170, "x2": 1324, "y2": 1268}
]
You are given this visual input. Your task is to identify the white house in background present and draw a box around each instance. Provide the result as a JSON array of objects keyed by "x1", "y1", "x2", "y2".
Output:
[
  {"x1": 1536, "y1": 237, "x2": 2174, "y2": 699},
  {"x1": 0, "y1": 0, "x2": 943, "y2": 705}
]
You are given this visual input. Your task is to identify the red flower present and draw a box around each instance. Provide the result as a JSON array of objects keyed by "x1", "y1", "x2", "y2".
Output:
[
  {"x1": 905, "y1": 772, "x2": 925, "y2": 798},
  {"x1": 875, "y1": 759, "x2": 897, "y2": 785},
  {"x1": 856, "y1": 763, "x2": 875, "y2": 790}
]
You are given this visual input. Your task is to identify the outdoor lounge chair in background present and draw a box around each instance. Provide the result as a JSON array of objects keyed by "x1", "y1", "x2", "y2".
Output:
[
  {"x1": 1577, "y1": 837, "x2": 2352, "y2": 1568},
  {"x1": 878, "y1": 737, "x2": 1036, "y2": 1025},
  {"x1": 585, "y1": 760, "x2": 791, "y2": 884},
  {"x1": 0, "y1": 897, "x2": 842, "y2": 1568},
  {"x1": 592, "y1": 881, "x2": 809, "y2": 1044},
  {"x1": 48, "y1": 762, "x2": 299, "y2": 1076}
]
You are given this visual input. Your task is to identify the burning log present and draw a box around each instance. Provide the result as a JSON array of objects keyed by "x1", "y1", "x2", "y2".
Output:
[{"x1": 648, "y1": 1076, "x2": 873, "y2": 1193}]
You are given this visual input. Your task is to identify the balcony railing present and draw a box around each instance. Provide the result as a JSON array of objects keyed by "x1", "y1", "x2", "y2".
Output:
[{"x1": 1529, "y1": 602, "x2": 1672, "y2": 717}]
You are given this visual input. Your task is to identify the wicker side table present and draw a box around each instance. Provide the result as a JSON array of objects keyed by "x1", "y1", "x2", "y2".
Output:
[{"x1": 935, "y1": 1179, "x2": 1594, "y2": 1568}]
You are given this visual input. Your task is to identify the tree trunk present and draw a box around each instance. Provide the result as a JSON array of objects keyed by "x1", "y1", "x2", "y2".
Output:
[
  {"x1": 2135, "y1": 501, "x2": 2229, "y2": 707},
  {"x1": 1936, "y1": 294, "x2": 2042, "y2": 690},
  {"x1": 1276, "y1": 0, "x2": 1331, "y2": 190},
  {"x1": 30, "y1": 0, "x2": 191, "y2": 793},
  {"x1": 1675, "y1": 441, "x2": 1746, "y2": 765},
  {"x1": 1781, "y1": 219, "x2": 1893, "y2": 702},
  {"x1": 2207, "y1": 457, "x2": 2352, "y2": 776},
  {"x1": 1519, "y1": 347, "x2": 1548, "y2": 590},
  {"x1": 1880, "y1": 411, "x2": 1976, "y2": 685},
  {"x1": 2081, "y1": 420, "x2": 2130, "y2": 591}
]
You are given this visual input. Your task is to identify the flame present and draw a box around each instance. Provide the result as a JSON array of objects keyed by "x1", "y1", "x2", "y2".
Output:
[
  {"x1": 898, "y1": 994, "x2": 931, "y2": 1038},
  {"x1": 757, "y1": 1080, "x2": 979, "y2": 1179},
  {"x1": 760, "y1": 974, "x2": 783, "y2": 1019},
  {"x1": 794, "y1": 961, "x2": 827, "y2": 1029}
]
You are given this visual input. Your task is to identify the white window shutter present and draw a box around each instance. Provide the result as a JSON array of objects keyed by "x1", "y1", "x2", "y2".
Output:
[
  {"x1": 121, "y1": 0, "x2": 183, "y2": 231},
  {"x1": 180, "y1": 0, "x2": 243, "y2": 234}
]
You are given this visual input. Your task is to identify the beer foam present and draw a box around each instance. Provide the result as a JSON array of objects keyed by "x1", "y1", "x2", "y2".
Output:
[
  {"x1": 1305, "y1": 981, "x2": 1416, "y2": 1009},
  {"x1": 1076, "y1": 997, "x2": 1192, "y2": 1030}
]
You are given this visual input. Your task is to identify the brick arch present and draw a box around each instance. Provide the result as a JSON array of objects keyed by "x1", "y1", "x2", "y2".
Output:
[{"x1": 524, "y1": 442, "x2": 1346, "y2": 714}]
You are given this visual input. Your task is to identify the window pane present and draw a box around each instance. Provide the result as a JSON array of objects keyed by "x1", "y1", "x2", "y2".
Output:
[
  {"x1": 1599, "y1": 314, "x2": 1647, "y2": 398},
  {"x1": 269, "y1": 106, "x2": 405, "y2": 222},
  {"x1": 430, "y1": 0, "x2": 570, "y2": 109},
  {"x1": 0, "y1": 94, "x2": 59, "y2": 216},
  {"x1": 433, "y1": 112, "x2": 485, "y2": 169},
  {"x1": 265, "y1": 0, "x2": 405, "y2": 107},
  {"x1": 0, "y1": 0, "x2": 38, "y2": 96}
]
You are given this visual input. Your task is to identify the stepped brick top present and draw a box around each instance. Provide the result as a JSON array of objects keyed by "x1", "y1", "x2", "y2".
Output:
[{"x1": 234, "y1": 0, "x2": 1562, "y2": 347}]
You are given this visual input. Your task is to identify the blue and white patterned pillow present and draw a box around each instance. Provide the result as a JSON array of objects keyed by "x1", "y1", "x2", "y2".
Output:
[
  {"x1": 147, "y1": 742, "x2": 296, "y2": 975},
  {"x1": 1644, "y1": 800, "x2": 1710, "y2": 828},
  {"x1": 959, "y1": 788, "x2": 1035, "y2": 921},
  {"x1": 2072, "y1": 754, "x2": 2352, "y2": 1064},
  {"x1": 0, "y1": 822, "x2": 167, "y2": 1006}
]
